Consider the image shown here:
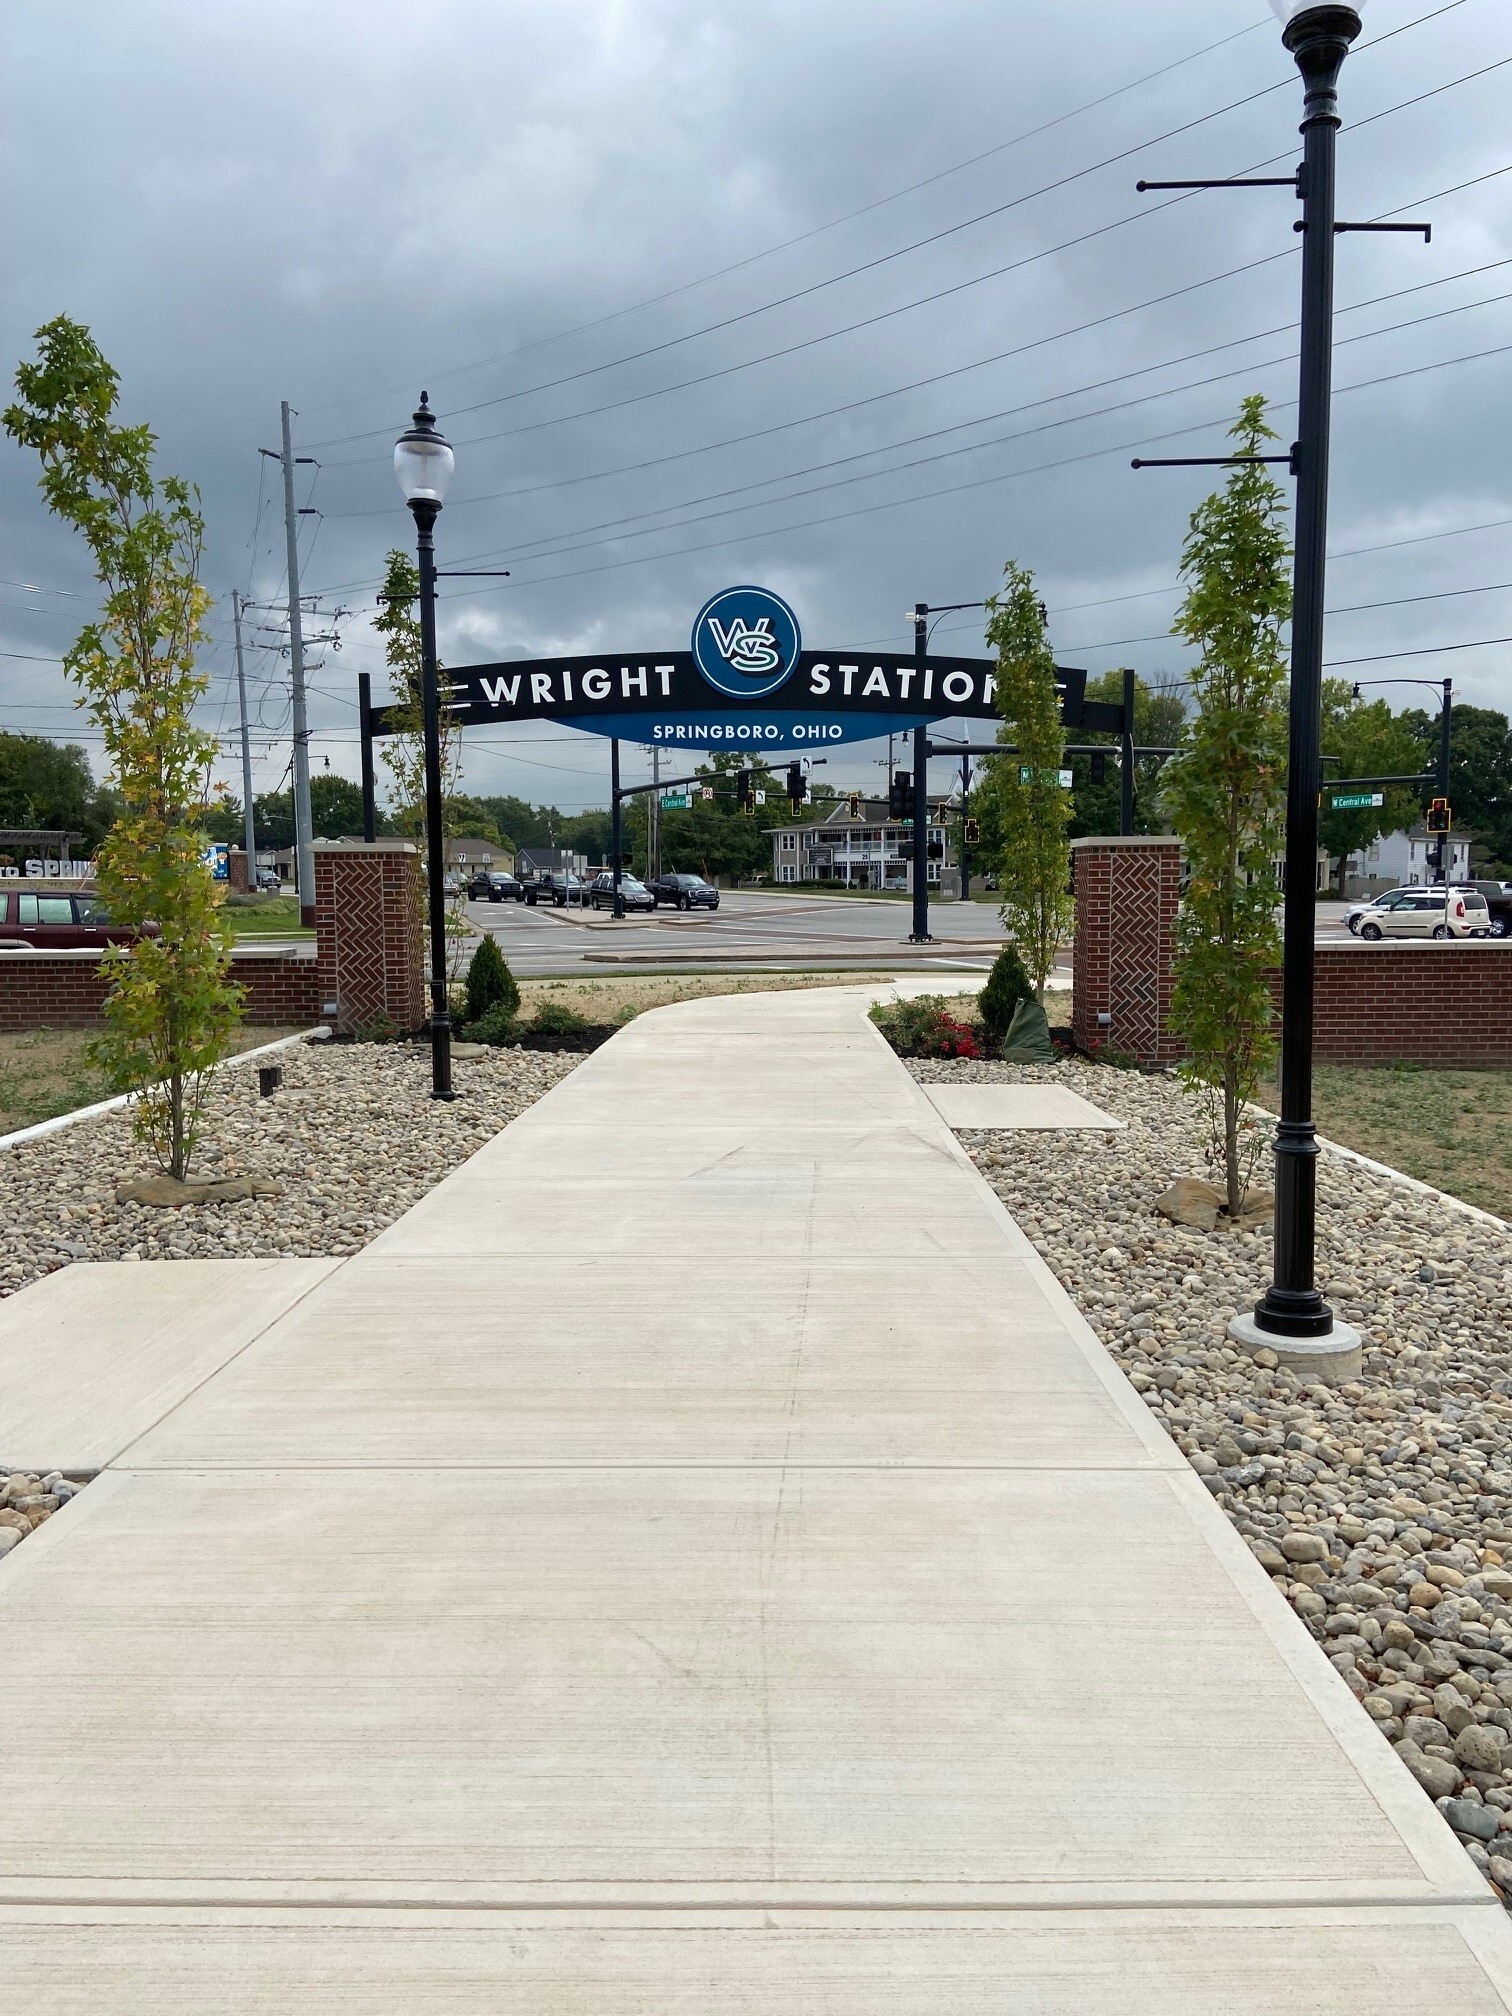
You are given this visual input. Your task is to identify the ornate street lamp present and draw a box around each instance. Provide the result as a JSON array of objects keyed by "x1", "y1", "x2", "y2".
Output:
[
  {"x1": 394, "y1": 393, "x2": 456, "y2": 1100},
  {"x1": 1245, "y1": 2, "x2": 1367, "y2": 1358}
]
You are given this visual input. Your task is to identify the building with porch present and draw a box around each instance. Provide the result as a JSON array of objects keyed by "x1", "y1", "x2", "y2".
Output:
[{"x1": 767, "y1": 797, "x2": 952, "y2": 891}]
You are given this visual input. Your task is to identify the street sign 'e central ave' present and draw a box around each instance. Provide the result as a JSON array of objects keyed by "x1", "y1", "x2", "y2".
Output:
[{"x1": 366, "y1": 583, "x2": 1113, "y2": 754}]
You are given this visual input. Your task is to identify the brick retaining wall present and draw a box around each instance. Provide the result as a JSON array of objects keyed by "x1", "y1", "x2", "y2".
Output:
[
  {"x1": 1072, "y1": 835, "x2": 1512, "y2": 1069},
  {"x1": 0, "y1": 840, "x2": 423, "y2": 1035},
  {"x1": 0, "y1": 946, "x2": 322, "y2": 1033}
]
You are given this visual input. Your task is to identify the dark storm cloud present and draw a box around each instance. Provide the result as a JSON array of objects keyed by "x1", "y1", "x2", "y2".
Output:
[{"x1": 2, "y1": 0, "x2": 1507, "y2": 809}]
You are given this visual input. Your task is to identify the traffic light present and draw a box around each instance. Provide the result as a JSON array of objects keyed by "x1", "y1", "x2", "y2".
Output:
[
  {"x1": 847, "y1": 792, "x2": 862, "y2": 818},
  {"x1": 926, "y1": 841, "x2": 944, "y2": 861},
  {"x1": 735, "y1": 768, "x2": 754, "y2": 813},
  {"x1": 889, "y1": 769, "x2": 911, "y2": 820},
  {"x1": 898, "y1": 840, "x2": 914, "y2": 862},
  {"x1": 963, "y1": 817, "x2": 981, "y2": 847},
  {"x1": 1426, "y1": 797, "x2": 1452, "y2": 834},
  {"x1": 787, "y1": 761, "x2": 806, "y2": 807},
  {"x1": 1090, "y1": 751, "x2": 1107, "y2": 786}
]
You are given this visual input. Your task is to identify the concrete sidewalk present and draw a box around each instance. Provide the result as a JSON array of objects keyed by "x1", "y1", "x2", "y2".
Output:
[{"x1": 2, "y1": 986, "x2": 1511, "y2": 2008}]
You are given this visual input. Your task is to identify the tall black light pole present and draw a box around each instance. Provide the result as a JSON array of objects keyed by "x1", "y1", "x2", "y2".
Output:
[
  {"x1": 1251, "y1": 1, "x2": 1364, "y2": 1343},
  {"x1": 910, "y1": 604, "x2": 932, "y2": 944},
  {"x1": 394, "y1": 393, "x2": 456, "y2": 1101}
]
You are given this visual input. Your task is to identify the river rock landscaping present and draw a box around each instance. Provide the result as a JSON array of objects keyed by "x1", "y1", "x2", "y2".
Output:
[
  {"x1": 912, "y1": 1050, "x2": 1512, "y2": 1901},
  {"x1": 0, "y1": 1034, "x2": 576, "y2": 1297}
]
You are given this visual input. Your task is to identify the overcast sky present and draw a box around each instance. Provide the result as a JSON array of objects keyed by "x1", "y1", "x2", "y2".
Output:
[{"x1": 2, "y1": 0, "x2": 1508, "y2": 812}]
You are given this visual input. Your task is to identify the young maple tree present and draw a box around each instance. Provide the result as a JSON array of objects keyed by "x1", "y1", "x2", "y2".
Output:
[
  {"x1": 1161, "y1": 395, "x2": 1291, "y2": 1218},
  {"x1": 980, "y1": 560, "x2": 1075, "y2": 1001},
  {"x1": 4, "y1": 317, "x2": 241, "y2": 1179}
]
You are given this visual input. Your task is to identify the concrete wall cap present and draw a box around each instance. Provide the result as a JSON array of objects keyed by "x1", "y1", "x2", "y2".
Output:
[
  {"x1": 311, "y1": 838, "x2": 419, "y2": 854},
  {"x1": 1069, "y1": 835, "x2": 1181, "y2": 851}
]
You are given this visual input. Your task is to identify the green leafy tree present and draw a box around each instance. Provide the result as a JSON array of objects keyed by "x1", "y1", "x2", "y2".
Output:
[
  {"x1": 1161, "y1": 397, "x2": 1290, "y2": 1218},
  {"x1": 1400, "y1": 702, "x2": 1512, "y2": 873},
  {"x1": 0, "y1": 732, "x2": 119, "y2": 849},
  {"x1": 1318, "y1": 680, "x2": 1425, "y2": 887},
  {"x1": 978, "y1": 561, "x2": 1075, "y2": 999},
  {"x1": 3, "y1": 316, "x2": 242, "y2": 1178},
  {"x1": 1063, "y1": 671, "x2": 1189, "y2": 838}
]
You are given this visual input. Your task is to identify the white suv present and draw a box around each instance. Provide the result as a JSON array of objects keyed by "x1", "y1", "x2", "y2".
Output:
[{"x1": 1355, "y1": 887, "x2": 1490, "y2": 940}]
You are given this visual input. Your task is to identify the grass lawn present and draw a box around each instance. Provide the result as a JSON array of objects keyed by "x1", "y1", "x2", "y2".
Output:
[
  {"x1": 221, "y1": 893, "x2": 313, "y2": 938},
  {"x1": 1299, "y1": 1065, "x2": 1512, "y2": 1223},
  {"x1": 517, "y1": 972, "x2": 901, "y2": 1021},
  {"x1": 0, "y1": 1025, "x2": 293, "y2": 1136}
]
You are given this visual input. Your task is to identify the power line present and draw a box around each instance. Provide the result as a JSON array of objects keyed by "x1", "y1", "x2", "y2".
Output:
[
  {"x1": 491, "y1": 282, "x2": 1512, "y2": 564},
  {"x1": 297, "y1": 20, "x2": 1278, "y2": 426},
  {"x1": 317, "y1": 30, "x2": 1507, "y2": 470}
]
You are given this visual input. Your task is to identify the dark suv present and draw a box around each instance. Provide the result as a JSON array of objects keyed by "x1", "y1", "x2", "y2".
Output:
[
  {"x1": 0, "y1": 887, "x2": 155, "y2": 949},
  {"x1": 647, "y1": 872, "x2": 720, "y2": 911},
  {"x1": 526, "y1": 873, "x2": 585, "y2": 908}
]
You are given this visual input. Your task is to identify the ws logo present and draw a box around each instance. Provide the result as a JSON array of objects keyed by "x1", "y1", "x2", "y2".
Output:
[{"x1": 692, "y1": 585, "x2": 801, "y2": 700}]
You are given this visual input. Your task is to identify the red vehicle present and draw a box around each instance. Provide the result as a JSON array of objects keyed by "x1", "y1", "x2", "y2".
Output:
[{"x1": 0, "y1": 886, "x2": 155, "y2": 950}]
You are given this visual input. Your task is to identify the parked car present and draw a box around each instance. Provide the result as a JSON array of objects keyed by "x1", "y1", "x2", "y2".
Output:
[
  {"x1": 1355, "y1": 887, "x2": 1490, "y2": 940},
  {"x1": 587, "y1": 871, "x2": 655, "y2": 912},
  {"x1": 0, "y1": 887, "x2": 157, "y2": 950},
  {"x1": 255, "y1": 866, "x2": 282, "y2": 894},
  {"x1": 1346, "y1": 886, "x2": 1417, "y2": 933},
  {"x1": 526, "y1": 872, "x2": 585, "y2": 908},
  {"x1": 647, "y1": 872, "x2": 720, "y2": 911},
  {"x1": 1462, "y1": 878, "x2": 1512, "y2": 939}
]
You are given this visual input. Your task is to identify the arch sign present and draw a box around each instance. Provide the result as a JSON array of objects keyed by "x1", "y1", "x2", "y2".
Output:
[{"x1": 367, "y1": 583, "x2": 1094, "y2": 753}]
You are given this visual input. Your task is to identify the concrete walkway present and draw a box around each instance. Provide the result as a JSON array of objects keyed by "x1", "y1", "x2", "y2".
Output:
[{"x1": 3, "y1": 986, "x2": 1512, "y2": 2008}]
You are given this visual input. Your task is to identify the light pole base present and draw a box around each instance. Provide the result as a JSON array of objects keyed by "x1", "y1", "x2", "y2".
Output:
[
  {"x1": 1226, "y1": 1309, "x2": 1362, "y2": 1385},
  {"x1": 907, "y1": 933, "x2": 934, "y2": 945}
]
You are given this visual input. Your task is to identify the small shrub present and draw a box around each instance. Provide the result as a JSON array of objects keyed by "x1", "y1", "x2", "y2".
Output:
[
  {"x1": 464, "y1": 1001, "x2": 521, "y2": 1047},
  {"x1": 531, "y1": 1000, "x2": 592, "y2": 1040},
  {"x1": 870, "y1": 995, "x2": 981, "y2": 1060},
  {"x1": 465, "y1": 935, "x2": 519, "y2": 1024},
  {"x1": 978, "y1": 943, "x2": 1033, "y2": 1052}
]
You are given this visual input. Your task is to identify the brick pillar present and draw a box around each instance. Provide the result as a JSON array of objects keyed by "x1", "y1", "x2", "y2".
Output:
[
  {"x1": 227, "y1": 848, "x2": 251, "y2": 894},
  {"x1": 312, "y1": 840, "x2": 425, "y2": 1036},
  {"x1": 1070, "y1": 836, "x2": 1183, "y2": 1066}
]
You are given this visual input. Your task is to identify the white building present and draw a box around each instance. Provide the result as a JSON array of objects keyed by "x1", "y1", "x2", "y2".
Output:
[
  {"x1": 1344, "y1": 826, "x2": 1471, "y2": 896},
  {"x1": 768, "y1": 797, "x2": 951, "y2": 890}
]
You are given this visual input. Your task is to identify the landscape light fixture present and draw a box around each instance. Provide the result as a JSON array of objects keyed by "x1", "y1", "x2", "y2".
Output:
[{"x1": 394, "y1": 393, "x2": 457, "y2": 1100}]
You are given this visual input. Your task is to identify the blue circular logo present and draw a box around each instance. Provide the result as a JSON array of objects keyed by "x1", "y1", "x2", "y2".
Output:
[{"x1": 691, "y1": 585, "x2": 801, "y2": 700}]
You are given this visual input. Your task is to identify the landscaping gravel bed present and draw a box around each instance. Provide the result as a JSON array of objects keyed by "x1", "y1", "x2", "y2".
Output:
[
  {"x1": 913, "y1": 1052, "x2": 1512, "y2": 1897},
  {"x1": 0, "y1": 1035, "x2": 576, "y2": 1296}
]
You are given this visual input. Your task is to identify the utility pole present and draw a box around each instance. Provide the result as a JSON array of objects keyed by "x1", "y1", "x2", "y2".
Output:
[
  {"x1": 231, "y1": 591, "x2": 257, "y2": 882},
  {"x1": 1120, "y1": 666, "x2": 1137, "y2": 837},
  {"x1": 959, "y1": 749, "x2": 971, "y2": 901},
  {"x1": 650, "y1": 745, "x2": 661, "y2": 880},
  {"x1": 277, "y1": 402, "x2": 315, "y2": 926}
]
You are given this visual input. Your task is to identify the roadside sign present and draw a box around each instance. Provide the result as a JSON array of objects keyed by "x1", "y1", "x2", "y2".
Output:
[
  {"x1": 1018, "y1": 766, "x2": 1076, "y2": 789},
  {"x1": 661, "y1": 794, "x2": 690, "y2": 810},
  {"x1": 754, "y1": 790, "x2": 766, "y2": 805},
  {"x1": 700, "y1": 787, "x2": 715, "y2": 801},
  {"x1": 1330, "y1": 790, "x2": 1384, "y2": 810}
]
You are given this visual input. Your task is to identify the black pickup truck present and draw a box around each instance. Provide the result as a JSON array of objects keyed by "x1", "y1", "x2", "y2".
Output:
[{"x1": 1464, "y1": 880, "x2": 1512, "y2": 938}]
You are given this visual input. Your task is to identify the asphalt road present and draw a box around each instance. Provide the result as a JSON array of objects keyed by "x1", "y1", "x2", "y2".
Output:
[{"x1": 465, "y1": 888, "x2": 1009, "y2": 976}]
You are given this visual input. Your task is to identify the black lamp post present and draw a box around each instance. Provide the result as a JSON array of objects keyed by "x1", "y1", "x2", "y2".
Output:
[
  {"x1": 394, "y1": 392, "x2": 457, "y2": 1101},
  {"x1": 1250, "y1": 0, "x2": 1365, "y2": 1347}
]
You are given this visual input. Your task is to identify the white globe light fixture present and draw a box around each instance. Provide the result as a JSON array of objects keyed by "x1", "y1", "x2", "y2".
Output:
[
  {"x1": 393, "y1": 393, "x2": 454, "y2": 508},
  {"x1": 1268, "y1": 0, "x2": 1365, "y2": 19}
]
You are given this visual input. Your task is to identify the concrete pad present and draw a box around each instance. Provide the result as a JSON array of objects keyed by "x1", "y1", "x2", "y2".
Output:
[
  {"x1": 2, "y1": 1904, "x2": 1510, "y2": 2013},
  {"x1": 0, "y1": 1258, "x2": 340, "y2": 1471},
  {"x1": 0, "y1": 1464, "x2": 1476, "y2": 1904},
  {"x1": 123, "y1": 1256, "x2": 1176, "y2": 1471},
  {"x1": 922, "y1": 1083, "x2": 1126, "y2": 1130}
]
